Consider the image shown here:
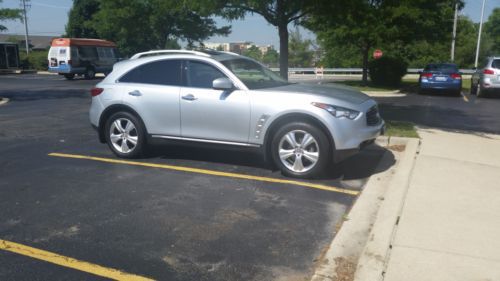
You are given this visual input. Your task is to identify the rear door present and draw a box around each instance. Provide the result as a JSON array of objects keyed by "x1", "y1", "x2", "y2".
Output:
[
  {"x1": 180, "y1": 60, "x2": 250, "y2": 143},
  {"x1": 489, "y1": 59, "x2": 500, "y2": 86},
  {"x1": 119, "y1": 59, "x2": 183, "y2": 136}
]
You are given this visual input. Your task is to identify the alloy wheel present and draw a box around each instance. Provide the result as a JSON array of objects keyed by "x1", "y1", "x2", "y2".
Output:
[
  {"x1": 278, "y1": 130, "x2": 320, "y2": 173},
  {"x1": 109, "y1": 118, "x2": 138, "y2": 154}
]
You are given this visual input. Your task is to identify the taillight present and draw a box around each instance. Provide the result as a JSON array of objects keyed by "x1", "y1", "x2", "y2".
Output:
[
  {"x1": 421, "y1": 73, "x2": 433, "y2": 78},
  {"x1": 483, "y1": 69, "x2": 495, "y2": 75},
  {"x1": 90, "y1": 88, "x2": 104, "y2": 97},
  {"x1": 451, "y1": 73, "x2": 461, "y2": 80}
]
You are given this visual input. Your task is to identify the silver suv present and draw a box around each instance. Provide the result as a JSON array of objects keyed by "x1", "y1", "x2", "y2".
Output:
[
  {"x1": 89, "y1": 50, "x2": 384, "y2": 178},
  {"x1": 471, "y1": 56, "x2": 500, "y2": 97}
]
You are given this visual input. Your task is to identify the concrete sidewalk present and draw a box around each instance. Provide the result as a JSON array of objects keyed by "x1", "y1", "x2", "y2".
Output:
[{"x1": 382, "y1": 128, "x2": 500, "y2": 281}]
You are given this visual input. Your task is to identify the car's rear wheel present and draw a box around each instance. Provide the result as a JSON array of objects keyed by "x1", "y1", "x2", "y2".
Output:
[
  {"x1": 105, "y1": 112, "x2": 146, "y2": 158},
  {"x1": 477, "y1": 84, "x2": 484, "y2": 98},
  {"x1": 84, "y1": 67, "x2": 96, "y2": 80},
  {"x1": 271, "y1": 122, "x2": 330, "y2": 178},
  {"x1": 64, "y1": 73, "x2": 75, "y2": 80}
]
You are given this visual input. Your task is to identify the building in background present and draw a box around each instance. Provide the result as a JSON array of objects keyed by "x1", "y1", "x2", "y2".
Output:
[
  {"x1": 0, "y1": 34, "x2": 53, "y2": 51},
  {"x1": 203, "y1": 41, "x2": 275, "y2": 55}
]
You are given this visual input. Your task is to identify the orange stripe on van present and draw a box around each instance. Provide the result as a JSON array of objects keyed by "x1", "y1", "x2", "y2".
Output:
[{"x1": 51, "y1": 38, "x2": 116, "y2": 47}]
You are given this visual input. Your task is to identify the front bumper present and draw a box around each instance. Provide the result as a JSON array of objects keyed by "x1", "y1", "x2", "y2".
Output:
[{"x1": 333, "y1": 122, "x2": 385, "y2": 163}]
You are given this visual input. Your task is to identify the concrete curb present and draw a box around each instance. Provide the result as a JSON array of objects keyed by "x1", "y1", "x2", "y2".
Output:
[
  {"x1": 354, "y1": 138, "x2": 420, "y2": 281},
  {"x1": 0, "y1": 97, "x2": 10, "y2": 106},
  {"x1": 310, "y1": 137, "x2": 420, "y2": 281}
]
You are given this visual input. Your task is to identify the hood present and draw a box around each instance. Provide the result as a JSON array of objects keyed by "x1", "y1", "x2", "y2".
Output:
[{"x1": 267, "y1": 83, "x2": 370, "y2": 104}]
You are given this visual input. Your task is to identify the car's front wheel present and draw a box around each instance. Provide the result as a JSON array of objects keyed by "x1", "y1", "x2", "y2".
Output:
[
  {"x1": 105, "y1": 112, "x2": 146, "y2": 158},
  {"x1": 271, "y1": 122, "x2": 330, "y2": 178}
]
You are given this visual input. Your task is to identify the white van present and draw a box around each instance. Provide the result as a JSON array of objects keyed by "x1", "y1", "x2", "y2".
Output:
[{"x1": 48, "y1": 38, "x2": 119, "y2": 80}]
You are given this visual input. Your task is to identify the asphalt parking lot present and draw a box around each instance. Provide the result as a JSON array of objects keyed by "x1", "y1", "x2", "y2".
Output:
[{"x1": 0, "y1": 74, "x2": 391, "y2": 280}]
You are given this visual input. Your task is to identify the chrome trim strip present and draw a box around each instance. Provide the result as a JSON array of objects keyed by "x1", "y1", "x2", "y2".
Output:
[{"x1": 151, "y1": 135, "x2": 261, "y2": 147}]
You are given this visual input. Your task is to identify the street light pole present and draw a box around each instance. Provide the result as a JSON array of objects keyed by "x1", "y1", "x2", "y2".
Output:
[
  {"x1": 474, "y1": 0, "x2": 487, "y2": 68},
  {"x1": 451, "y1": 2, "x2": 459, "y2": 62},
  {"x1": 21, "y1": 0, "x2": 30, "y2": 55}
]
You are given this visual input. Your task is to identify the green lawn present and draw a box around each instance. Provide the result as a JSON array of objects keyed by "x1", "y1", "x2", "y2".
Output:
[
  {"x1": 336, "y1": 79, "x2": 419, "y2": 92},
  {"x1": 385, "y1": 120, "x2": 419, "y2": 138}
]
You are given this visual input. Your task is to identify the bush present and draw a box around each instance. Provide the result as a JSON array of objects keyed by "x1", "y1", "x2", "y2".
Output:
[
  {"x1": 368, "y1": 57, "x2": 408, "y2": 87},
  {"x1": 19, "y1": 50, "x2": 49, "y2": 71}
]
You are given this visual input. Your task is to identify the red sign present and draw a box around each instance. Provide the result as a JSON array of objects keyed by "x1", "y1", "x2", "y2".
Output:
[{"x1": 373, "y1": 49, "x2": 383, "y2": 59}]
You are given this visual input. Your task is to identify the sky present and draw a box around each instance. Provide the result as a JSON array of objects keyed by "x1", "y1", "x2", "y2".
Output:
[{"x1": 1, "y1": 0, "x2": 499, "y2": 48}]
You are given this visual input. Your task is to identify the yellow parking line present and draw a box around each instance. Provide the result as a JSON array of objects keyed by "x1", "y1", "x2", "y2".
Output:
[
  {"x1": 48, "y1": 152, "x2": 359, "y2": 196},
  {"x1": 0, "y1": 239, "x2": 154, "y2": 281}
]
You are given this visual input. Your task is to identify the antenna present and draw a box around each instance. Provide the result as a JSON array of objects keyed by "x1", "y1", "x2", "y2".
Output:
[{"x1": 20, "y1": 0, "x2": 31, "y2": 55}]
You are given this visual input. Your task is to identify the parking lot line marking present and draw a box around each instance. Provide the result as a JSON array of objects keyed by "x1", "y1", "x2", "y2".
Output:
[
  {"x1": 48, "y1": 153, "x2": 360, "y2": 196},
  {"x1": 0, "y1": 239, "x2": 154, "y2": 281}
]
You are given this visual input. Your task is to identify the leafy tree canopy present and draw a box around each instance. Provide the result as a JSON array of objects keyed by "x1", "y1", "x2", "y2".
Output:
[
  {"x1": 65, "y1": 0, "x2": 230, "y2": 57},
  {"x1": 0, "y1": 0, "x2": 22, "y2": 32}
]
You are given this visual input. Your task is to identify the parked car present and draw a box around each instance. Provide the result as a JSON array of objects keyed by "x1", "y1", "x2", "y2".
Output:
[
  {"x1": 48, "y1": 38, "x2": 119, "y2": 80},
  {"x1": 471, "y1": 57, "x2": 500, "y2": 97},
  {"x1": 89, "y1": 50, "x2": 385, "y2": 178},
  {"x1": 418, "y1": 63, "x2": 462, "y2": 96}
]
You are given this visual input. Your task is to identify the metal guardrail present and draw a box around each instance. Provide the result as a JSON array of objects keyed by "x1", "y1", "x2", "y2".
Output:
[{"x1": 271, "y1": 68, "x2": 476, "y2": 75}]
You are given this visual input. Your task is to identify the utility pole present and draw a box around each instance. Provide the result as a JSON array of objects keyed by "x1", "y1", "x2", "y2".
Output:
[
  {"x1": 21, "y1": 0, "x2": 30, "y2": 55},
  {"x1": 451, "y1": 2, "x2": 459, "y2": 62},
  {"x1": 475, "y1": 0, "x2": 487, "y2": 68}
]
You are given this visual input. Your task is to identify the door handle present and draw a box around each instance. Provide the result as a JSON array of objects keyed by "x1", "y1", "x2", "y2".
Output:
[
  {"x1": 182, "y1": 94, "x2": 197, "y2": 101},
  {"x1": 128, "y1": 90, "x2": 142, "y2": 96}
]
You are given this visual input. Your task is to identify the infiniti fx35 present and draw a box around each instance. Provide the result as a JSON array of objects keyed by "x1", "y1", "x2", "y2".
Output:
[{"x1": 89, "y1": 50, "x2": 385, "y2": 178}]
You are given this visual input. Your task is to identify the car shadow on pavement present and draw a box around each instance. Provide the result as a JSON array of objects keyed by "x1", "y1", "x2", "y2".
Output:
[{"x1": 145, "y1": 143, "x2": 395, "y2": 183}]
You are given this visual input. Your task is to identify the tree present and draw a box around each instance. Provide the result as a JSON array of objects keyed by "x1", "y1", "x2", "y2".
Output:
[
  {"x1": 64, "y1": 0, "x2": 229, "y2": 56},
  {"x1": 65, "y1": 0, "x2": 100, "y2": 38},
  {"x1": 307, "y1": 0, "x2": 463, "y2": 84},
  {"x1": 288, "y1": 28, "x2": 313, "y2": 67},
  {"x1": 0, "y1": 0, "x2": 22, "y2": 32},
  {"x1": 262, "y1": 48, "x2": 279, "y2": 67},
  {"x1": 216, "y1": 0, "x2": 313, "y2": 80},
  {"x1": 484, "y1": 8, "x2": 500, "y2": 56},
  {"x1": 242, "y1": 45, "x2": 262, "y2": 60}
]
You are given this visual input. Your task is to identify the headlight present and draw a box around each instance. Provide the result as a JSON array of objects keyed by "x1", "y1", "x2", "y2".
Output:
[{"x1": 311, "y1": 102, "x2": 360, "y2": 120}]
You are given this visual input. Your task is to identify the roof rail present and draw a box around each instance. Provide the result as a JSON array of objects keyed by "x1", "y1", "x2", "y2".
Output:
[{"x1": 130, "y1": 50, "x2": 210, "y2": 59}]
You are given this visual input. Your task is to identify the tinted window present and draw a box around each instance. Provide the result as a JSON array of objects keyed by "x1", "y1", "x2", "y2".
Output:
[
  {"x1": 423, "y1": 64, "x2": 458, "y2": 73},
  {"x1": 120, "y1": 59, "x2": 182, "y2": 86},
  {"x1": 78, "y1": 46, "x2": 98, "y2": 60},
  {"x1": 187, "y1": 60, "x2": 226, "y2": 88},
  {"x1": 491, "y1": 59, "x2": 500, "y2": 69}
]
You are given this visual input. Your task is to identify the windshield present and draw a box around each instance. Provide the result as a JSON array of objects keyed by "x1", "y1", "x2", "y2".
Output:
[
  {"x1": 220, "y1": 58, "x2": 289, "y2": 89},
  {"x1": 424, "y1": 64, "x2": 458, "y2": 73}
]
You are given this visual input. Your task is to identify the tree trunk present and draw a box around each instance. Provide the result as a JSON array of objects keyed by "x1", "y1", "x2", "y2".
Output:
[
  {"x1": 362, "y1": 45, "x2": 370, "y2": 86},
  {"x1": 278, "y1": 23, "x2": 289, "y2": 80}
]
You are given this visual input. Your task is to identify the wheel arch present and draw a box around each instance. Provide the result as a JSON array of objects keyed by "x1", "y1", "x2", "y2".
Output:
[
  {"x1": 98, "y1": 104, "x2": 148, "y2": 143},
  {"x1": 262, "y1": 112, "x2": 335, "y2": 163}
]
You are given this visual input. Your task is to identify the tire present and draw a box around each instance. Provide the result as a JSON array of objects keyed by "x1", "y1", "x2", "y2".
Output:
[
  {"x1": 104, "y1": 111, "x2": 146, "y2": 158},
  {"x1": 470, "y1": 82, "x2": 477, "y2": 95},
  {"x1": 455, "y1": 89, "x2": 462, "y2": 97},
  {"x1": 64, "y1": 73, "x2": 75, "y2": 80},
  {"x1": 84, "y1": 67, "x2": 96, "y2": 80},
  {"x1": 271, "y1": 122, "x2": 330, "y2": 178},
  {"x1": 477, "y1": 84, "x2": 484, "y2": 98}
]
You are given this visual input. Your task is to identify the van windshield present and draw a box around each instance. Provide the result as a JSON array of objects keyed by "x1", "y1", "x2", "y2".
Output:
[{"x1": 220, "y1": 58, "x2": 289, "y2": 89}]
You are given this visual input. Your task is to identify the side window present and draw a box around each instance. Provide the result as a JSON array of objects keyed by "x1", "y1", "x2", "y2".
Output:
[
  {"x1": 78, "y1": 46, "x2": 98, "y2": 60},
  {"x1": 187, "y1": 60, "x2": 227, "y2": 89},
  {"x1": 119, "y1": 59, "x2": 182, "y2": 86}
]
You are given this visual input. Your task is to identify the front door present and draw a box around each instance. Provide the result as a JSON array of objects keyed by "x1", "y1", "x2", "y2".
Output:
[{"x1": 180, "y1": 60, "x2": 250, "y2": 143}]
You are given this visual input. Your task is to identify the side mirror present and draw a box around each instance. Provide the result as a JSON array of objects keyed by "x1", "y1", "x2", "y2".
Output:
[{"x1": 213, "y1": 77, "x2": 234, "y2": 90}]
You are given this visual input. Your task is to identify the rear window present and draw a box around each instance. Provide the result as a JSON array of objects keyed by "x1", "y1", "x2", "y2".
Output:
[
  {"x1": 424, "y1": 64, "x2": 458, "y2": 73},
  {"x1": 119, "y1": 59, "x2": 182, "y2": 86},
  {"x1": 491, "y1": 59, "x2": 500, "y2": 69}
]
